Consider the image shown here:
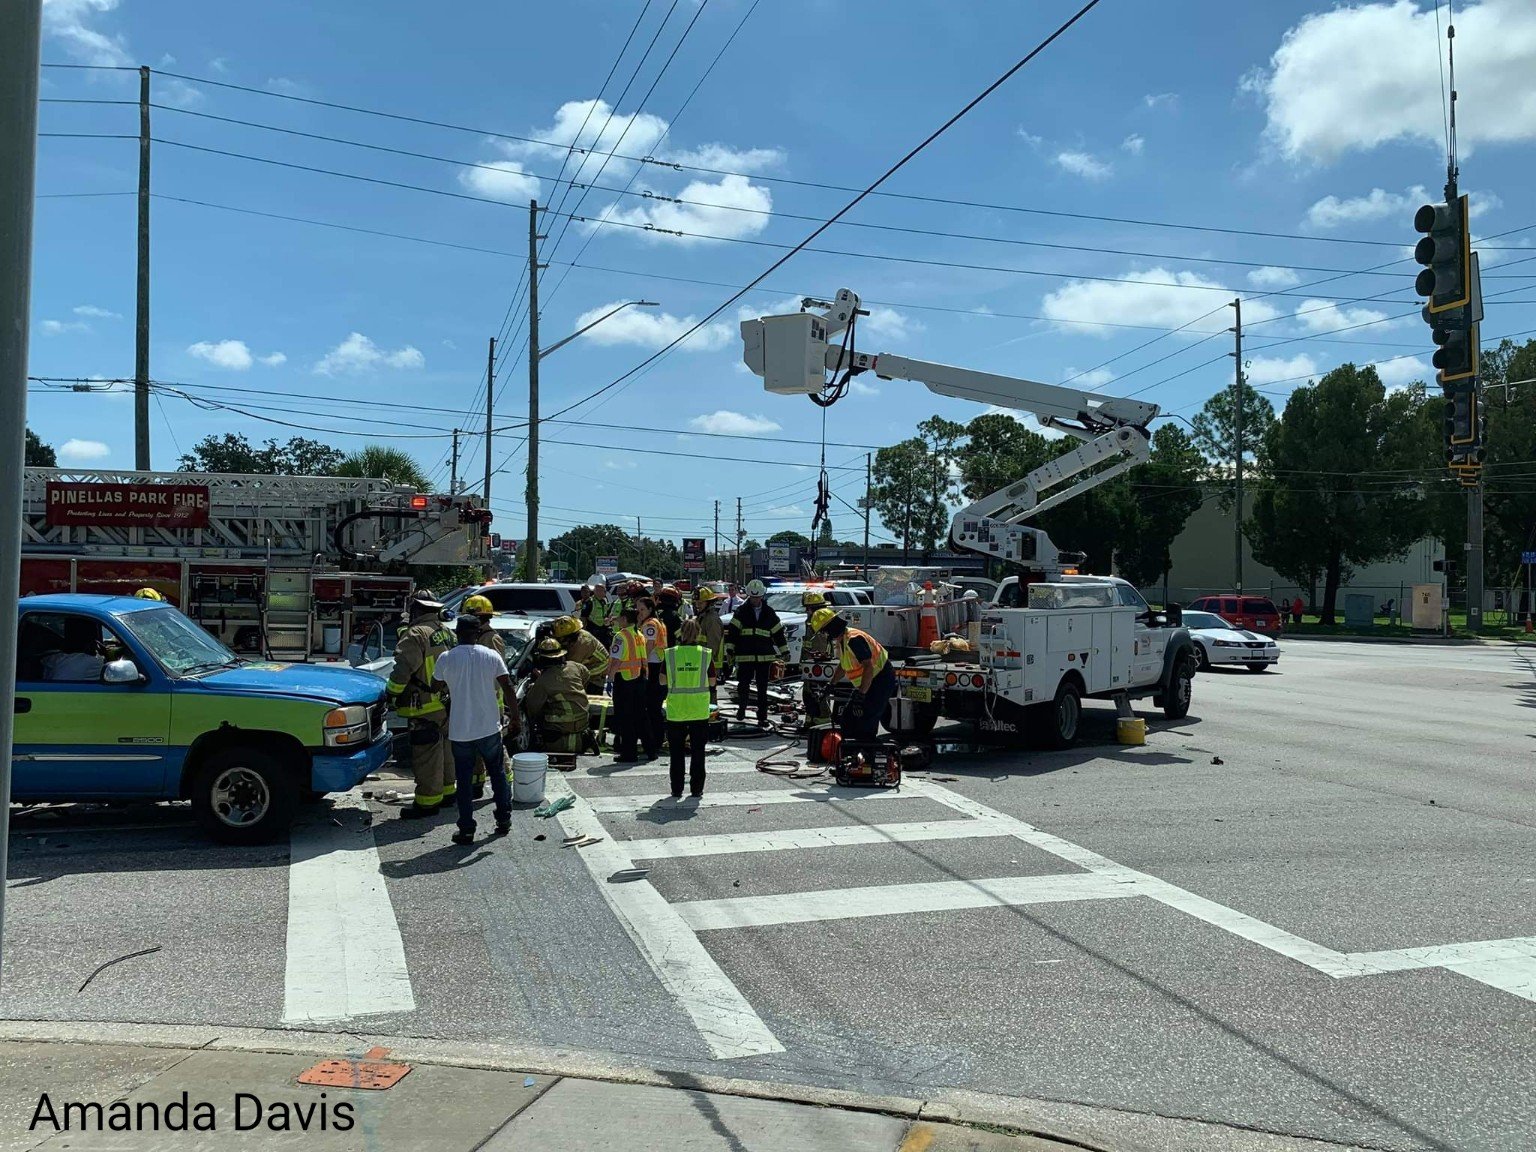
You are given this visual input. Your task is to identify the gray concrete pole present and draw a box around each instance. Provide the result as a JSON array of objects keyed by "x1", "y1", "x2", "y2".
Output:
[
  {"x1": 0, "y1": 0, "x2": 44, "y2": 979},
  {"x1": 134, "y1": 66, "x2": 151, "y2": 469}
]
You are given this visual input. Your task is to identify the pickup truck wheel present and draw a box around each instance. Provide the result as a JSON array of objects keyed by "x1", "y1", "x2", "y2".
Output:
[
  {"x1": 1031, "y1": 680, "x2": 1081, "y2": 750},
  {"x1": 1161, "y1": 656, "x2": 1195, "y2": 720},
  {"x1": 191, "y1": 748, "x2": 298, "y2": 845}
]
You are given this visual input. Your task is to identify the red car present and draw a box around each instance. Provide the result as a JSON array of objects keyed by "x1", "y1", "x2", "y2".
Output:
[{"x1": 1186, "y1": 594, "x2": 1285, "y2": 636}]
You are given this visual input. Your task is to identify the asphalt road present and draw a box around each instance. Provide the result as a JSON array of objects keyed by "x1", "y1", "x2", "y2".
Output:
[{"x1": 4, "y1": 640, "x2": 1533, "y2": 1151}]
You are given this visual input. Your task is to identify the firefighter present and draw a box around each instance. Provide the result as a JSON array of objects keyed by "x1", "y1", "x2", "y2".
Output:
[
  {"x1": 636, "y1": 596, "x2": 669, "y2": 760},
  {"x1": 132, "y1": 587, "x2": 165, "y2": 601},
  {"x1": 799, "y1": 590, "x2": 833, "y2": 723},
  {"x1": 810, "y1": 608, "x2": 895, "y2": 743},
  {"x1": 460, "y1": 594, "x2": 506, "y2": 661},
  {"x1": 386, "y1": 589, "x2": 456, "y2": 819},
  {"x1": 552, "y1": 614, "x2": 609, "y2": 692},
  {"x1": 523, "y1": 638, "x2": 592, "y2": 754},
  {"x1": 693, "y1": 587, "x2": 726, "y2": 703},
  {"x1": 656, "y1": 585, "x2": 685, "y2": 639},
  {"x1": 581, "y1": 581, "x2": 618, "y2": 647},
  {"x1": 605, "y1": 605, "x2": 647, "y2": 764},
  {"x1": 723, "y1": 579, "x2": 788, "y2": 727}
]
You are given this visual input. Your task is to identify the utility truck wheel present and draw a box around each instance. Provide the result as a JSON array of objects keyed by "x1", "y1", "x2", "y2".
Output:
[
  {"x1": 1161, "y1": 657, "x2": 1195, "y2": 720},
  {"x1": 1030, "y1": 679, "x2": 1081, "y2": 750}
]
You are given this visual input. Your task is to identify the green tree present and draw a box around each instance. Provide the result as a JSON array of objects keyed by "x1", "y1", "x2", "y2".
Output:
[
  {"x1": 1192, "y1": 380, "x2": 1277, "y2": 508},
  {"x1": 334, "y1": 445, "x2": 431, "y2": 490},
  {"x1": 1115, "y1": 425, "x2": 1206, "y2": 590},
  {"x1": 1247, "y1": 364, "x2": 1430, "y2": 623},
  {"x1": 816, "y1": 516, "x2": 835, "y2": 548},
  {"x1": 25, "y1": 428, "x2": 56, "y2": 466},
  {"x1": 546, "y1": 523, "x2": 636, "y2": 582},
  {"x1": 870, "y1": 438, "x2": 928, "y2": 554},
  {"x1": 767, "y1": 530, "x2": 812, "y2": 548},
  {"x1": 177, "y1": 433, "x2": 346, "y2": 475}
]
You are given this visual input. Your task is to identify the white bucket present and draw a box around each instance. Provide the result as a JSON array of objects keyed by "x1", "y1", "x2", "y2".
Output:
[
  {"x1": 321, "y1": 625, "x2": 342, "y2": 655},
  {"x1": 512, "y1": 752, "x2": 548, "y2": 805}
]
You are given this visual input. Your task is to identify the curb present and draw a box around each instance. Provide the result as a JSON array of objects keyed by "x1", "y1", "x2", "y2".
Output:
[
  {"x1": 0, "y1": 1020, "x2": 1369, "y2": 1152},
  {"x1": 1280, "y1": 632, "x2": 1502, "y2": 646}
]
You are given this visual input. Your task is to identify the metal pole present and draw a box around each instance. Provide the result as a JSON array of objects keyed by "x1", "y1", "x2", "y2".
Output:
[
  {"x1": 483, "y1": 337, "x2": 494, "y2": 501},
  {"x1": 713, "y1": 499, "x2": 720, "y2": 580},
  {"x1": 1, "y1": 0, "x2": 43, "y2": 983},
  {"x1": 863, "y1": 452, "x2": 872, "y2": 581},
  {"x1": 449, "y1": 429, "x2": 459, "y2": 495},
  {"x1": 1467, "y1": 480, "x2": 1483, "y2": 633},
  {"x1": 736, "y1": 497, "x2": 743, "y2": 586},
  {"x1": 134, "y1": 66, "x2": 151, "y2": 470},
  {"x1": 524, "y1": 198, "x2": 541, "y2": 580},
  {"x1": 1232, "y1": 297, "x2": 1243, "y2": 593}
]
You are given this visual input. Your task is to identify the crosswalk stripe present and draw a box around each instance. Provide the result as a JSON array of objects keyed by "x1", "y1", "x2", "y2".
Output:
[
  {"x1": 283, "y1": 791, "x2": 414, "y2": 1026},
  {"x1": 586, "y1": 786, "x2": 918, "y2": 814},
  {"x1": 624, "y1": 818, "x2": 1010, "y2": 861},
  {"x1": 674, "y1": 872, "x2": 1139, "y2": 931},
  {"x1": 578, "y1": 763, "x2": 765, "y2": 779}
]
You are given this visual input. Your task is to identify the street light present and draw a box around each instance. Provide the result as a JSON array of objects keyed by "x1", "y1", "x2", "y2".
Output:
[{"x1": 525, "y1": 299, "x2": 659, "y2": 580}]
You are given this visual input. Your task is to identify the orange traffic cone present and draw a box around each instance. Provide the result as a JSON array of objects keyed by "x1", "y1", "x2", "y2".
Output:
[{"x1": 917, "y1": 582, "x2": 940, "y2": 649}]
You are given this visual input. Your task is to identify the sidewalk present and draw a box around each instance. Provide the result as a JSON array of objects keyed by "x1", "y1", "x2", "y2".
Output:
[{"x1": 0, "y1": 1029, "x2": 1077, "y2": 1152}]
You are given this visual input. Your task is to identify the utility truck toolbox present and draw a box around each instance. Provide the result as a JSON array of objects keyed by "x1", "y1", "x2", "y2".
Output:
[{"x1": 11, "y1": 594, "x2": 392, "y2": 844}]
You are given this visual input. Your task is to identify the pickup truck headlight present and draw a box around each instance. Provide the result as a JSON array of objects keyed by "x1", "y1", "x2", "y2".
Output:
[{"x1": 324, "y1": 705, "x2": 371, "y2": 747}]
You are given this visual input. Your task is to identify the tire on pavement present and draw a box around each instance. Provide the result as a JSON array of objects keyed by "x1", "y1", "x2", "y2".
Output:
[
  {"x1": 1029, "y1": 677, "x2": 1081, "y2": 750},
  {"x1": 191, "y1": 746, "x2": 299, "y2": 845},
  {"x1": 1161, "y1": 655, "x2": 1195, "y2": 720}
]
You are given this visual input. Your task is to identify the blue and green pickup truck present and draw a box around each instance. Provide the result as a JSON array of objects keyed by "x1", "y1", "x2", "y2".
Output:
[{"x1": 12, "y1": 594, "x2": 391, "y2": 843}]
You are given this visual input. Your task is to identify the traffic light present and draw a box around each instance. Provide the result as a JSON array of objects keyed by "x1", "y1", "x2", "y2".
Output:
[
  {"x1": 1414, "y1": 195, "x2": 1471, "y2": 313},
  {"x1": 1429, "y1": 309, "x2": 1479, "y2": 382},
  {"x1": 1443, "y1": 386, "x2": 1479, "y2": 451}
]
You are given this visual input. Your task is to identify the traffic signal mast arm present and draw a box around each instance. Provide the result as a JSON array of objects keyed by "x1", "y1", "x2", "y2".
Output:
[{"x1": 740, "y1": 288, "x2": 1159, "y2": 566}]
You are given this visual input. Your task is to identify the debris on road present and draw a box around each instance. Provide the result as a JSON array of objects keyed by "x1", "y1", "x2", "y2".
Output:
[
  {"x1": 78, "y1": 945, "x2": 162, "y2": 993},
  {"x1": 1211, "y1": 756, "x2": 1225, "y2": 765},
  {"x1": 533, "y1": 795, "x2": 576, "y2": 818}
]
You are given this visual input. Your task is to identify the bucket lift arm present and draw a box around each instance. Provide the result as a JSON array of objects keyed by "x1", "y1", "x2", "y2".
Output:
[{"x1": 740, "y1": 288, "x2": 1160, "y2": 567}]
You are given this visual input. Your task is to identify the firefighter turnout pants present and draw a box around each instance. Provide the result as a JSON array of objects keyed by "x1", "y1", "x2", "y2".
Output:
[{"x1": 407, "y1": 712, "x2": 452, "y2": 809}]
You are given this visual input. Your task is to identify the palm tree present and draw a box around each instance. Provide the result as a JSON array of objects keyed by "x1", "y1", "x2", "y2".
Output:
[{"x1": 334, "y1": 445, "x2": 431, "y2": 490}]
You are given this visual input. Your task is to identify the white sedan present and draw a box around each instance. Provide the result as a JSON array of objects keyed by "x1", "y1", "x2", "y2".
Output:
[{"x1": 1182, "y1": 610, "x2": 1280, "y2": 673}]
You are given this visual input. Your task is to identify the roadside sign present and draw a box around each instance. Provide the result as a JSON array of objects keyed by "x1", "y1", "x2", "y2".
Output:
[
  {"x1": 1521, "y1": 551, "x2": 1536, "y2": 565},
  {"x1": 682, "y1": 537, "x2": 706, "y2": 572},
  {"x1": 489, "y1": 533, "x2": 502, "y2": 550},
  {"x1": 596, "y1": 555, "x2": 618, "y2": 576},
  {"x1": 769, "y1": 544, "x2": 791, "y2": 574}
]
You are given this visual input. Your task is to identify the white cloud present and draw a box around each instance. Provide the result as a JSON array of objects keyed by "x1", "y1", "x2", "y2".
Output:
[
  {"x1": 689, "y1": 411, "x2": 782, "y2": 436},
  {"x1": 1249, "y1": 0, "x2": 1536, "y2": 163},
  {"x1": 1064, "y1": 367, "x2": 1116, "y2": 389},
  {"x1": 58, "y1": 438, "x2": 111, "y2": 463},
  {"x1": 188, "y1": 339, "x2": 254, "y2": 370},
  {"x1": 1121, "y1": 134, "x2": 1145, "y2": 156},
  {"x1": 1016, "y1": 127, "x2": 1044, "y2": 149},
  {"x1": 1054, "y1": 150, "x2": 1112, "y2": 180},
  {"x1": 1293, "y1": 299, "x2": 1389, "y2": 334},
  {"x1": 42, "y1": 0, "x2": 129, "y2": 67},
  {"x1": 265, "y1": 77, "x2": 310, "y2": 97},
  {"x1": 259, "y1": 352, "x2": 287, "y2": 367},
  {"x1": 664, "y1": 144, "x2": 783, "y2": 173},
  {"x1": 1143, "y1": 92, "x2": 1179, "y2": 111},
  {"x1": 1371, "y1": 356, "x2": 1430, "y2": 389},
  {"x1": 73, "y1": 304, "x2": 120, "y2": 320},
  {"x1": 460, "y1": 159, "x2": 541, "y2": 203},
  {"x1": 1247, "y1": 266, "x2": 1302, "y2": 289},
  {"x1": 848, "y1": 378, "x2": 880, "y2": 397},
  {"x1": 40, "y1": 319, "x2": 89, "y2": 335},
  {"x1": 1304, "y1": 185, "x2": 1430, "y2": 229},
  {"x1": 570, "y1": 302, "x2": 730, "y2": 352},
  {"x1": 314, "y1": 332, "x2": 425, "y2": 375},
  {"x1": 592, "y1": 174, "x2": 772, "y2": 244},
  {"x1": 859, "y1": 305, "x2": 915, "y2": 343},
  {"x1": 980, "y1": 407, "x2": 1065, "y2": 439},
  {"x1": 1040, "y1": 267, "x2": 1282, "y2": 336},
  {"x1": 1244, "y1": 354, "x2": 1318, "y2": 386},
  {"x1": 762, "y1": 505, "x2": 805, "y2": 518},
  {"x1": 491, "y1": 98, "x2": 668, "y2": 184}
]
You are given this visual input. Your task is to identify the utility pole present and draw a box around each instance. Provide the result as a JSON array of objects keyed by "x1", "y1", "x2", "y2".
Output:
[
  {"x1": 483, "y1": 338, "x2": 494, "y2": 504},
  {"x1": 134, "y1": 65, "x2": 151, "y2": 470},
  {"x1": 449, "y1": 429, "x2": 460, "y2": 495},
  {"x1": 1, "y1": 0, "x2": 45, "y2": 982},
  {"x1": 736, "y1": 497, "x2": 744, "y2": 586},
  {"x1": 863, "y1": 452, "x2": 872, "y2": 581},
  {"x1": 525, "y1": 198, "x2": 543, "y2": 581},
  {"x1": 713, "y1": 499, "x2": 720, "y2": 580},
  {"x1": 1231, "y1": 296, "x2": 1244, "y2": 593}
]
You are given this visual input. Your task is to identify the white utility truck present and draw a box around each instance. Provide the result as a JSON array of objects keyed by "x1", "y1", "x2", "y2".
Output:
[{"x1": 741, "y1": 289, "x2": 1197, "y2": 747}]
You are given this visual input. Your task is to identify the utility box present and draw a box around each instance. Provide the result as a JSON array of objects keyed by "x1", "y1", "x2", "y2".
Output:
[
  {"x1": 1343, "y1": 593, "x2": 1374, "y2": 628},
  {"x1": 1410, "y1": 583, "x2": 1445, "y2": 630}
]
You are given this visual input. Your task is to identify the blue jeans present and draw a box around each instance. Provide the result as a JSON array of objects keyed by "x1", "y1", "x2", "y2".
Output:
[{"x1": 449, "y1": 732, "x2": 511, "y2": 834}]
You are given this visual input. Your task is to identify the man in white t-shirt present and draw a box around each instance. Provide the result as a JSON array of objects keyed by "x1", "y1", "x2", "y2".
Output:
[{"x1": 431, "y1": 615, "x2": 515, "y2": 844}]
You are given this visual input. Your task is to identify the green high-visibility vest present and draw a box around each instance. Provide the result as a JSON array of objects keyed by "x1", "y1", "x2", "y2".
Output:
[{"x1": 663, "y1": 644, "x2": 712, "y2": 723}]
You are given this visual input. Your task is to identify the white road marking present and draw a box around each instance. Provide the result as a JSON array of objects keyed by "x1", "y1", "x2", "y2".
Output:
[
  {"x1": 283, "y1": 791, "x2": 414, "y2": 1026},
  {"x1": 587, "y1": 786, "x2": 915, "y2": 814},
  {"x1": 676, "y1": 873, "x2": 1139, "y2": 932},
  {"x1": 543, "y1": 775, "x2": 785, "y2": 1060},
  {"x1": 624, "y1": 817, "x2": 1010, "y2": 861},
  {"x1": 1347, "y1": 937, "x2": 1536, "y2": 1001}
]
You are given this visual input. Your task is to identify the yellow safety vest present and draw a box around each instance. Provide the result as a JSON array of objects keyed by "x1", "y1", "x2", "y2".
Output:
[
  {"x1": 839, "y1": 627, "x2": 888, "y2": 684},
  {"x1": 610, "y1": 627, "x2": 645, "y2": 680},
  {"x1": 663, "y1": 645, "x2": 711, "y2": 723},
  {"x1": 640, "y1": 617, "x2": 668, "y2": 663}
]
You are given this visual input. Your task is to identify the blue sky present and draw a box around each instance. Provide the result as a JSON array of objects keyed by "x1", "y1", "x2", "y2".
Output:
[{"x1": 27, "y1": 0, "x2": 1536, "y2": 548}]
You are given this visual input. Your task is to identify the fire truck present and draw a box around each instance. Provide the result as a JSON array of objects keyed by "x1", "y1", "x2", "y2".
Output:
[{"x1": 21, "y1": 468, "x2": 491, "y2": 662}]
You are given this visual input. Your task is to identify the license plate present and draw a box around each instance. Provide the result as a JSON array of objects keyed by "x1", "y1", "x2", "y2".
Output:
[{"x1": 904, "y1": 685, "x2": 932, "y2": 702}]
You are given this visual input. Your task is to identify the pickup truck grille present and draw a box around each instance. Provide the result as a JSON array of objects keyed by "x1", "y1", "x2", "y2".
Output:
[{"x1": 369, "y1": 701, "x2": 388, "y2": 738}]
